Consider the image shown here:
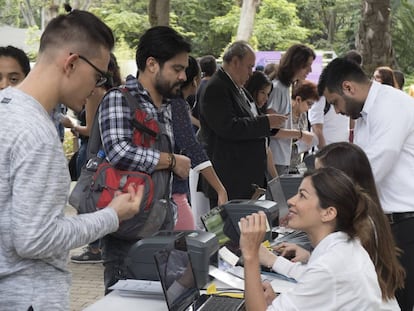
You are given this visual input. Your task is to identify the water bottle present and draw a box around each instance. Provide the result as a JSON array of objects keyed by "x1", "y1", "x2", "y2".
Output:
[{"x1": 85, "y1": 150, "x2": 105, "y2": 172}]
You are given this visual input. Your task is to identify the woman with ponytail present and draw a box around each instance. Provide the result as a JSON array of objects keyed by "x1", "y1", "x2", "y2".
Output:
[
  {"x1": 274, "y1": 142, "x2": 405, "y2": 303},
  {"x1": 240, "y1": 168, "x2": 400, "y2": 310}
]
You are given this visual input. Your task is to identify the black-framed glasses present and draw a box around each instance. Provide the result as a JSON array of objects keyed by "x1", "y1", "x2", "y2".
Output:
[{"x1": 70, "y1": 53, "x2": 108, "y2": 87}]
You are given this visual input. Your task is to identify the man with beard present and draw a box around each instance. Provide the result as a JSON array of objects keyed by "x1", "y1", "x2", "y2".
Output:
[
  {"x1": 318, "y1": 57, "x2": 414, "y2": 311},
  {"x1": 98, "y1": 26, "x2": 191, "y2": 292}
]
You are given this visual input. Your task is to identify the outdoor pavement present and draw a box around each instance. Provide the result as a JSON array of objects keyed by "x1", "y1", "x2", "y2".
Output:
[{"x1": 65, "y1": 204, "x2": 105, "y2": 311}]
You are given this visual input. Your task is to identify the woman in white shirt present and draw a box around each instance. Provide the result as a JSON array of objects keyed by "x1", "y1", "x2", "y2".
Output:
[{"x1": 239, "y1": 167, "x2": 398, "y2": 310}]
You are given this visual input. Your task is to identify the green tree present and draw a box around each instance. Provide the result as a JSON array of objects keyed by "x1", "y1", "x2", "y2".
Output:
[
  {"x1": 171, "y1": 0, "x2": 233, "y2": 57},
  {"x1": 291, "y1": 0, "x2": 361, "y2": 53},
  {"x1": 356, "y1": 0, "x2": 395, "y2": 74},
  {"x1": 210, "y1": 0, "x2": 310, "y2": 52},
  {"x1": 392, "y1": 0, "x2": 414, "y2": 73}
]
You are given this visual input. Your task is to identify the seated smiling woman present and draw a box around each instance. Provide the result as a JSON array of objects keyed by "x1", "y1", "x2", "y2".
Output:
[{"x1": 239, "y1": 167, "x2": 399, "y2": 311}]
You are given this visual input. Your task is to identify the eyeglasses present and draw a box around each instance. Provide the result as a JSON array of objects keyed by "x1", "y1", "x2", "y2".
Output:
[{"x1": 70, "y1": 53, "x2": 108, "y2": 87}]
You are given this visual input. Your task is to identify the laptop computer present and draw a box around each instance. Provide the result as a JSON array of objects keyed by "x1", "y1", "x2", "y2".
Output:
[
  {"x1": 266, "y1": 176, "x2": 290, "y2": 222},
  {"x1": 154, "y1": 245, "x2": 245, "y2": 311}
]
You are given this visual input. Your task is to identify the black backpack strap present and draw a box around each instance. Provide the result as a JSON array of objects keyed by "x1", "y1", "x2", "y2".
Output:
[
  {"x1": 120, "y1": 87, "x2": 158, "y2": 138},
  {"x1": 323, "y1": 101, "x2": 330, "y2": 114}
]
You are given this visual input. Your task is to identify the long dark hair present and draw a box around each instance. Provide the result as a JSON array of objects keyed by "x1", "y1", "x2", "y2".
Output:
[
  {"x1": 315, "y1": 143, "x2": 405, "y2": 300},
  {"x1": 245, "y1": 71, "x2": 272, "y2": 103},
  {"x1": 277, "y1": 44, "x2": 315, "y2": 86},
  {"x1": 181, "y1": 56, "x2": 200, "y2": 90},
  {"x1": 304, "y1": 168, "x2": 370, "y2": 239}
]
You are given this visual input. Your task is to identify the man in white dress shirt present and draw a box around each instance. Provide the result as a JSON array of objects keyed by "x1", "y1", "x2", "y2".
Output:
[{"x1": 318, "y1": 57, "x2": 414, "y2": 311}]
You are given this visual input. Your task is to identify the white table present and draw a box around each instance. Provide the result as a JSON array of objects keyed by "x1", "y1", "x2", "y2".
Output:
[
  {"x1": 83, "y1": 291, "x2": 167, "y2": 311},
  {"x1": 83, "y1": 277, "x2": 295, "y2": 311}
]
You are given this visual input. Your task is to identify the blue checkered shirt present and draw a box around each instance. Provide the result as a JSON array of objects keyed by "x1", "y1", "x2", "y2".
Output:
[{"x1": 98, "y1": 75, "x2": 174, "y2": 173}]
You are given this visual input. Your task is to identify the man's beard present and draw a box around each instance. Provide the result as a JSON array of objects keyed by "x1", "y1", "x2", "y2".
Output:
[
  {"x1": 344, "y1": 94, "x2": 364, "y2": 119},
  {"x1": 155, "y1": 73, "x2": 182, "y2": 99}
]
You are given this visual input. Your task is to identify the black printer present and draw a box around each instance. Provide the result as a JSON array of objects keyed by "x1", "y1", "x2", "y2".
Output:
[{"x1": 125, "y1": 230, "x2": 218, "y2": 288}]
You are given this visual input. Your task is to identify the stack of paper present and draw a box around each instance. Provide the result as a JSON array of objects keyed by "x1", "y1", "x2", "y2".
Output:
[{"x1": 108, "y1": 279, "x2": 164, "y2": 298}]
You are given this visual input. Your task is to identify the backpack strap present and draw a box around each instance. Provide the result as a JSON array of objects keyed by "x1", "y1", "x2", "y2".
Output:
[
  {"x1": 323, "y1": 101, "x2": 330, "y2": 114},
  {"x1": 120, "y1": 88, "x2": 158, "y2": 139},
  {"x1": 85, "y1": 87, "x2": 159, "y2": 161}
]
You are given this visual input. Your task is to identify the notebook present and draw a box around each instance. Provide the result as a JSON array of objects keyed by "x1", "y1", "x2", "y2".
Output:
[{"x1": 154, "y1": 247, "x2": 245, "y2": 311}]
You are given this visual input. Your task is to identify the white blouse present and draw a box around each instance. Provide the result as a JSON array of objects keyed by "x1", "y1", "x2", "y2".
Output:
[{"x1": 267, "y1": 232, "x2": 400, "y2": 311}]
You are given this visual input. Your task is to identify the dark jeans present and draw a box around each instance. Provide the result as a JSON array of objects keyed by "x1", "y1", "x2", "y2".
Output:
[
  {"x1": 89, "y1": 239, "x2": 100, "y2": 250},
  {"x1": 101, "y1": 235, "x2": 139, "y2": 294},
  {"x1": 392, "y1": 217, "x2": 414, "y2": 311},
  {"x1": 76, "y1": 141, "x2": 87, "y2": 178}
]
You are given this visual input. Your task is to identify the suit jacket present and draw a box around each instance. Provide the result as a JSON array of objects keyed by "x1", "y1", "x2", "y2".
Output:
[{"x1": 199, "y1": 68, "x2": 272, "y2": 201}]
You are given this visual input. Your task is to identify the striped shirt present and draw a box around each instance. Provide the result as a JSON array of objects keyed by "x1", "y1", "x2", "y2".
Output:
[{"x1": 99, "y1": 75, "x2": 174, "y2": 173}]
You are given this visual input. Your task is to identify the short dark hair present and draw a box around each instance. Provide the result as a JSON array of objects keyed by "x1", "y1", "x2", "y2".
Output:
[
  {"x1": 393, "y1": 70, "x2": 405, "y2": 90},
  {"x1": 318, "y1": 57, "x2": 369, "y2": 96},
  {"x1": 222, "y1": 41, "x2": 253, "y2": 64},
  {"x1": 343, "y1": 50, "x2": 362, "y2": 66},
  {"x1": 39, "y1": 10, "x2": 114, "y2": 56},
  {"x1": 181, "y1": 55, "x2": 200, "y2": 90},
  {"x1": 0, "y1": 45, "x2": 30, "y2": 76},
  {"x1": 136, "y1": 26, "x2": 191, "y2": 71},
  {"x1": 104, "y1": 53, "x2": 122, "y2": 90},
  {"x1": 277, "y1": 44, "x2": 315, "y2": 86},
  {"x1": 291, "y1": 80, "x2": 319, "y2": 101},
  {"x1": 199, "y1": 55, "x2": 217, "y2": 77}
]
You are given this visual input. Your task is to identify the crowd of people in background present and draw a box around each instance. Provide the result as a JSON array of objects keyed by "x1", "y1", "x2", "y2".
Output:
[{"x1": 1, "y1": 6, "x2": 414, "y2": 311}]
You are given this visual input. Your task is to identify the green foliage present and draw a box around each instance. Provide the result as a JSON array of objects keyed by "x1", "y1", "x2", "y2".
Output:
[
  {"x1": 392, "y1": 1, "x2": 414, "y2": 73},
  {"x1": 290, "y1": 0, "x2": 360, "y2": 54},
  {"x1": 254, "y1": 0, "x2": 310, "y2": 50},
  {"x1": 171, "y1": 0, "x2": 234, "y2": 57},
  {"x1": 1, "y1": 0, "x2": 413, "y2": 75},
  {"x1": 90, "y1": 3, "x2": 150, "y2": 52},
  {"x1": 210, "y1": 0, "x2": 310, "y2": 52}
]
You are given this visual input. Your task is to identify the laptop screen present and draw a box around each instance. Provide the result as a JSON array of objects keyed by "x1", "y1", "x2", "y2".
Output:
[
  {"x1": 154, "y1": 247, "x2": 199, "y2": 311},
  {"x1": 266, "y1": 176, "x2": 290, "y2": 223}
]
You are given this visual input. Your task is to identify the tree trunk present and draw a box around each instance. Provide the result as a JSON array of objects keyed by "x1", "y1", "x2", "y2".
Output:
[
  {"x1": 41, "y1": 1, "x2": 59, "y2": 30},
  {"x1": 327, "y1": 8, "x2": 336, "y2": 45},
  {"x1": 236, "y1": 0, "x2": 261, "y2": 41},
  {"x1": 20, "y1": 0, "x2": 37, "y2": 27},
  {"x1": 148, "y1": 0, "x2": 170, "y2": 27},
  {"x1": 356, "y1": 0, "x2": 396, "y2": 75}
]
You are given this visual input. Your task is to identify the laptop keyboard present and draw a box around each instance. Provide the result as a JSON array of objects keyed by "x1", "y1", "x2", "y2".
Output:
[{"x1": 200, "y1": 295, "x2": 243, "y2": 311}]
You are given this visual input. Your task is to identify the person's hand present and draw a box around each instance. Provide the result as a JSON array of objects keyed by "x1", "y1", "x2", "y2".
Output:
[
  {"x1": 299, "y1": 130, "x2": 314, "y2": 146},
  {"x1": 172, "y1": 154, "x2": 191, "y2": 179},
  {"x1": 262, "y1": 281, "x2": 277, "y2": 305},
  {"x1": 60, "y1": 115, "x2": 75, "y2": 128},
  {"x1": 109, "y1": 184, "x2": 144, "y2": 222},
  {"x1": 239, "y1": 211, "x2": 268, "y2": 261},
  {"x1": 273, "y1": 242, "x2": 310, "y2": 263},
  {"x1": 217, "y1": 188, "x2": 228, "y2": 206},
  {"x1": 259, "y1": 244, "x2": 277, "y2": 268},
  {"x1": 266, "y1": 113, "x2": 288, "y2": 129}
]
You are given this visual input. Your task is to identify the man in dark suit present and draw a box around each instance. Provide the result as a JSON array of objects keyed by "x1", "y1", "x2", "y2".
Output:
[{"x1": 199, "y1": 41, "x2": 285, "y2": 204}]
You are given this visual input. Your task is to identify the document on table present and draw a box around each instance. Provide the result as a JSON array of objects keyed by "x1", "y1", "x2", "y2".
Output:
[{"x1": 108, "y1": 279, "x2": 164, "y2": 297}]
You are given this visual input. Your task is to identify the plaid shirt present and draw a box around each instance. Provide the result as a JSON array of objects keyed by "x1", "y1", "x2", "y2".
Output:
[{"x1": 99, "y1": 75, "x2": 174, "y2": 173}]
